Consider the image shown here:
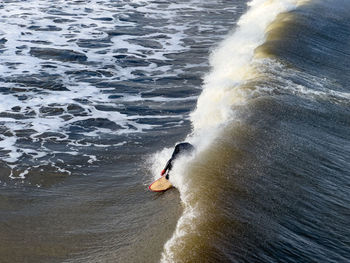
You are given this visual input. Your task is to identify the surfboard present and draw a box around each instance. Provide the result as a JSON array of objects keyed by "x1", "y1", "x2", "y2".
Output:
[{"x1": 148, "y1": 176, "x2": 172, "y2": 192}]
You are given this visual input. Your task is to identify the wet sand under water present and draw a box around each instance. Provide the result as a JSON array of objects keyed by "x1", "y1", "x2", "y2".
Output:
[{"x1": 0, "y1": 163, "x2": 183, "y2": 263}]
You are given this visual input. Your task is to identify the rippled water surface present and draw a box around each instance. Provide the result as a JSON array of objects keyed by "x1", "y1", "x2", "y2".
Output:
[
  {"x1": 0, "y1": 0, "x2": 240, "y2": 178},
  {"x1": 0, "y1": 1, "x2": 244, "y2": 262},
  {"x1": 1, "y1": 0, "x2": 350, "y2": 263}
]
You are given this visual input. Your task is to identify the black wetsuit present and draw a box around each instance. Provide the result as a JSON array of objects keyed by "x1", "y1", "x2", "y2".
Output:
[{"x1": 163, "y1": 142, "x2": 194, "y2": 179}]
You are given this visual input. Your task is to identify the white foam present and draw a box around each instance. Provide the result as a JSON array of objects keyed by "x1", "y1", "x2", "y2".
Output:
[
  {"x1": 0, "y1": 0, "x2": 231, "y2": 178},
  {"x1": 0, "y1": 136, "x2": 22, "y2": 163},
  {"x1": 191, "y1": 0, "x2": 307, "y2": 133},
  {"x1": 255, "y1": 58, "x2": 350, "y2": 104}
]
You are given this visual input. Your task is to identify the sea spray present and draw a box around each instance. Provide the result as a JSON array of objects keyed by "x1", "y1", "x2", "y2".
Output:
[
  {"x1": 160, "y1": 0, "x2": 310, "y2": 262},
  {"x1": 191, "y1": 0, "x2": 308, "y2": 133}
]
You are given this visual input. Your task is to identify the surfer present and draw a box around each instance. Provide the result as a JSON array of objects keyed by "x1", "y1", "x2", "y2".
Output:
[{"x1": 161, "y1": 142, "x2": 194, "y2": 179}]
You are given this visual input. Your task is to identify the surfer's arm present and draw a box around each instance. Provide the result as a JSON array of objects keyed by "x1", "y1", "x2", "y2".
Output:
[{"x1": 161, "y1": 159, "x2": 173, "y2": 175}]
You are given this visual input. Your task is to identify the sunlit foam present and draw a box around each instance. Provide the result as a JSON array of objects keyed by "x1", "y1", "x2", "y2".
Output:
[{"x1": 191, "y1": 0, "x2": 308, "y2": 133}]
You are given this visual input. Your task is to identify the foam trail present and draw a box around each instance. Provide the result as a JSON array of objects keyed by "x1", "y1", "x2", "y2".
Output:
[
  {"x1": 160, "y1": 0, "x2": 309, "y2": 262},
  {"x1": 0, "y1": 0, "x2": 205, "y2": 178}
]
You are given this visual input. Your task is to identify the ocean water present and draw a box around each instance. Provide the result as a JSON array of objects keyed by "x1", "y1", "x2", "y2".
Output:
[{"x1": 0, "y1": 0, "x2": 349, "y2": 262}]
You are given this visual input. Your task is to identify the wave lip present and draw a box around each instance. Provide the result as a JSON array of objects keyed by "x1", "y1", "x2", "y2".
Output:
[{"x1": 191, "y1": 0, "x2": 309, "y2": 133}]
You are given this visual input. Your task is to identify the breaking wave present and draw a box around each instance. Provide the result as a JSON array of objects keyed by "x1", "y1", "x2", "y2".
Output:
[{"x1": 157, "y1": 0, "x2": 350, "y2": 262}]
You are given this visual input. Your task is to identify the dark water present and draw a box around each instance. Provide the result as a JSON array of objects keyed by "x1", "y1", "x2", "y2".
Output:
[
  {"x1": 1, "y1": 0, "x2": 350, "y2": 262},
  {"x1": 0, "y1": 0, "x2": 244, "y2": 262}
]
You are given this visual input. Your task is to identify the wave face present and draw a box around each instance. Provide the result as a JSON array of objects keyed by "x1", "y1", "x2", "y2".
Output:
[{"x1": 161, "y1": 0, "x2": 350, "y2": 262}]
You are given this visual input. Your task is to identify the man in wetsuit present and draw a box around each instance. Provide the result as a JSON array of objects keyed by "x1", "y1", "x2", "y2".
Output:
[{"x1": 161, "y1": 142, "x2": 194, "y2": 179}]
